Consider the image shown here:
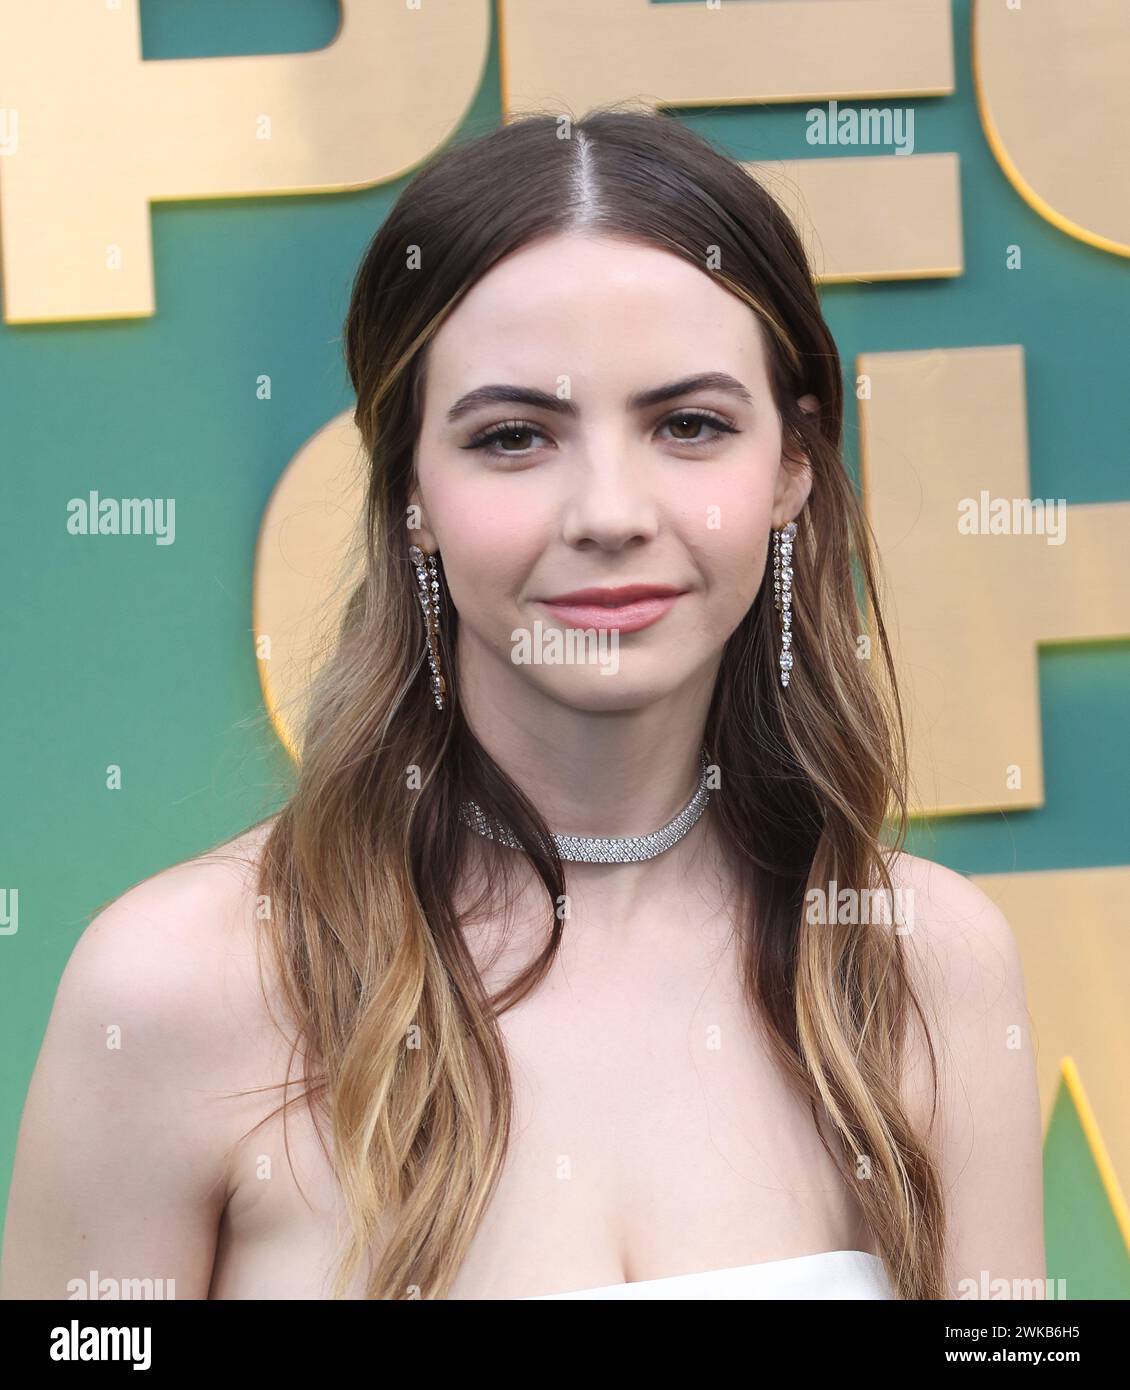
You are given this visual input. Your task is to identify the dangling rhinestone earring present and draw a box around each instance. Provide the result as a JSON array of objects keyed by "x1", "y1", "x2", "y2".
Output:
[
  {"x1": 772, "y1": 520, "x2": 797, "y2": 688},
  {"x1": 408, "y1": 544, "x2": 446, "y2": 710}
]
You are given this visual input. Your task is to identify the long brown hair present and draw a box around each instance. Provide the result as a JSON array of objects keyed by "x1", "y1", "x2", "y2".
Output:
[{"x1": 252, "y1": 106, "x2": 944, "y2": 1299}]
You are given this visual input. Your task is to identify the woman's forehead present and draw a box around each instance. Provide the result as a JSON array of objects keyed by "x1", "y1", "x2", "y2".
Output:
[{"x1": 422, "y1": 235, "x2": 770, "y2": 403}]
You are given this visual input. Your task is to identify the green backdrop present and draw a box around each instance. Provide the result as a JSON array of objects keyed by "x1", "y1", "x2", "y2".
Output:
[{"x1": 1, "y1": 0, "x2": 1127, "y2": 1297}]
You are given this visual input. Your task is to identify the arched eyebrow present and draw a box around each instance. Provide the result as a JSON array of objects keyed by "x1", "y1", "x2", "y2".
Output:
[{"x1": 445, "y1": 372, "x2": 753, "y2": 424}]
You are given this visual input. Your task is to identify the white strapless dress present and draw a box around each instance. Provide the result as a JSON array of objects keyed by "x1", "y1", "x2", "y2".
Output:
[{"x1": 524, "y1": 1249, "x2": 894, "y2": 1300}]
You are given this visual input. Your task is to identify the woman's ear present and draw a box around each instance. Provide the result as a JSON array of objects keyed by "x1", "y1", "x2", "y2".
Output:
[{"x1": 773, "y1": 393, "x2": 818, "y2": 527}]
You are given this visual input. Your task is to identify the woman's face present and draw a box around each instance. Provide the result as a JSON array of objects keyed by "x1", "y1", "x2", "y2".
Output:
[{"x1": 410, "y1": 232, "x2": 813, "y2": 714}]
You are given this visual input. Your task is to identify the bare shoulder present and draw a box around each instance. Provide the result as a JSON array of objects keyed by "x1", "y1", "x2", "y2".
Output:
[
  {"x1": 44, "y1": 813, "x2": 292, "y2": 1134},
  {"x1": 882, "y1": 847, "x2": 1030, "y2": 1107},
  {"x1": 59, "y1": 817, "x2": 284, "y2": 1056},
  {"x1": 0, "y1": 817, "x2": 293, "y2": 1298},
  {"x1": 885, "y1": 849, "x2": 1025, "y2": 1023},
  {"x1": 884, "y1": 850, "x2": 1046, "y2": 1292},
  {"x1": 78, "y1": 815, "x2": 277, "y2": 952}
]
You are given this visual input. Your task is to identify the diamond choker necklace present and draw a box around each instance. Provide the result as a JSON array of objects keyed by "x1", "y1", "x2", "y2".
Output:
[{"x1": 458, "y1": 748, "x2": 712, "y2": 864}]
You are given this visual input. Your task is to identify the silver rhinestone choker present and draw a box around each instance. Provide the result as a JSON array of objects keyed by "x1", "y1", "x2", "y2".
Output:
[{"x1": 458, "y1": 749, "x2": 712, "y2": 864}]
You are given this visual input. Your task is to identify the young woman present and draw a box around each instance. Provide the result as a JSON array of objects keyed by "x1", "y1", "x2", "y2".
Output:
[{"x1": 1, "y1": 109, "x2": 1045, "y2": 1301}]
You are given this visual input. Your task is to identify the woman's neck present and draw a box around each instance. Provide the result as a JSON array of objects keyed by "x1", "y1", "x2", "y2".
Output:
[{"x1": 457, "y1": 652, "x2": 718, "y2": 843}]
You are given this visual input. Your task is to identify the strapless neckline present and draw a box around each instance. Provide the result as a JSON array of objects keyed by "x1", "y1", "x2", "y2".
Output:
[{"x1": 523, "y1": 1248, "x2": 894, "y2": 1300}]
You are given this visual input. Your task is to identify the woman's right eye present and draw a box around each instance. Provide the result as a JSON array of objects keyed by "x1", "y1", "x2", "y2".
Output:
[{"x1": 462, "y1": 420, "x2": 551, "y2": 458}]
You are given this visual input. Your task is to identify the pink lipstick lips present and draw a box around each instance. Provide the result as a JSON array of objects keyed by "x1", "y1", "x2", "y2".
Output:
[{"x1": 538, "y1": 583, "x2": 686, "y2": 633}]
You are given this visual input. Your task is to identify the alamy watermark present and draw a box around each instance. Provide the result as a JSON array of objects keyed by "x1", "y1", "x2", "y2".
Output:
[
  {"x1": 957, "y1": 492, "x2": 1067, "y2": 544},
  {"x1": 66, "y1": 1270, "x2": 175, "y2": 1300},
  {"x1": 805, "y1": 882, "x2": 915, "y2": 933},
  {"x1": 66, "y1": 491, "x2": 176, "y2": 545},
  {"x1": 806, "y1": 100, "x2": 914, "y2": 156},
  {"x1": 954, "y1": 1270, "x2": 1069, "y2": 1300},
  {"x1": 512, "y1": 620, "x2": 620, "y2": 676},
  {"x1": 50, "y1": 1320, "x2": 152, "y2": 1370}
]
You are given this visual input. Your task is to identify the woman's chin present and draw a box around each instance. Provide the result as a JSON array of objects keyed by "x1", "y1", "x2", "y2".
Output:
[{"x1": 519, "y1": 659, "x2": 696, "y2": 713}]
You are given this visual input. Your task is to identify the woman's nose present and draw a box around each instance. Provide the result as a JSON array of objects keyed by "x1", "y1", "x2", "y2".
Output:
[{"x1": 558, "y1": 444, "x2": 662, "y2": 550}]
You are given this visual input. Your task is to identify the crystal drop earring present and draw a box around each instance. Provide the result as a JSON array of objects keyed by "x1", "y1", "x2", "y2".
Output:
[
  {"x1": 772, "y1": 520, "x2": 797, "y2": 688},
  {"x1": 408, "y1": 544, "x2": 446, "y2": 709}
]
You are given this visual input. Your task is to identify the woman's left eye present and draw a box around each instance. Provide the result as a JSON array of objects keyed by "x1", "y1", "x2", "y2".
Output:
[{"x1": 657, "y1": 410, "x2": 739, "y2": 445}]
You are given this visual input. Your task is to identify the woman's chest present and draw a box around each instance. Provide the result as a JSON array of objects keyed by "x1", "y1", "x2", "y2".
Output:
[
  {"x1": 211, "y1": 925, "x2": 866, "y2": 1298},
  {"x1": 448, "y1": 933, "x2": 866, "y2": 1295}
]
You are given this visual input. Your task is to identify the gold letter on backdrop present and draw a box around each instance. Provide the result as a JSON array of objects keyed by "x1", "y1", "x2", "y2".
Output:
[
  {"x1": 253, "y1": 411, "x2": 367, "y2": 761},
  {"x1": 501, "y1": 0, "x2": 960, "y2": 283},
  {"x1": 501, "y1": 0, "x2": 954, "y2": 112},
  {"x1": 973, "y1": 866, "x2": 1130, "y2": 1250},
  {"x1": 751, "y1": 153, "x2": 962, "y2": 282},
  {"x1": 858, "y1": 345, "x2": 1130, "y2": 816},
  {"x1": 0, "y1": 1, "x2": 490, "y2": 322},
  {"x1": 974, "y1": 0, "x2": 1130, "y2": 257}
]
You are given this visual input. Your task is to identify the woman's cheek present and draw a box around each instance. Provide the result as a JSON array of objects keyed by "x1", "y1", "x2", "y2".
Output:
[
  {"x1": 698, "y1": 469, "x2": 773, "y2": 559},
  {"x1": 436, "y1": 478, "x2": 542, "y2": 553},
  {"x1": 434, "y1": 484, "x2": 547, "y2": 625},
  {"x1": 688, "y1": 491, "x2": 772, "y2": 635},
  {"x1": 436, "y1": 481, "x2": 538, "y2": 565}
]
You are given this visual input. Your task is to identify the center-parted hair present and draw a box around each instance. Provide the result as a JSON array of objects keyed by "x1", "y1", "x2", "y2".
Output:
[{"x1": 249, "y1": 107, "x2": 944, "y2": 1299}]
